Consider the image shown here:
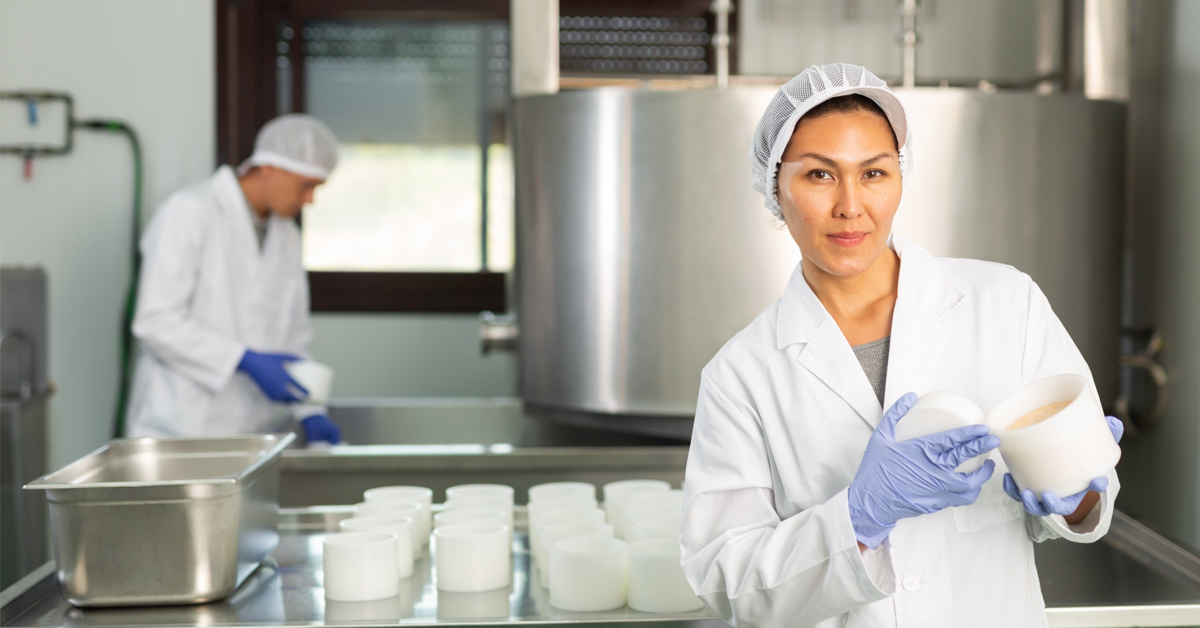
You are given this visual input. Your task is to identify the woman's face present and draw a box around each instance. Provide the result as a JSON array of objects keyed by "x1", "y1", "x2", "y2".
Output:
[{"x1": 777, "y1": 109, "x2": 902, "y2": 279}]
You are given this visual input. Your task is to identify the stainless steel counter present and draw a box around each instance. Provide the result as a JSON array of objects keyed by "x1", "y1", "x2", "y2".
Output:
[
  {"x1": 4, "y1": 507, "x2": 1200, "y2": 628},
  {"x1": 2, "y1": 507, "x2": 721, "y2": 628}
]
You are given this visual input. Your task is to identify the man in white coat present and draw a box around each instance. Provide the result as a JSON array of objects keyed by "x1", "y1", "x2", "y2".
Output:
[{"x1": 125, "y1": 114, "x2": 341, "y2": 444}]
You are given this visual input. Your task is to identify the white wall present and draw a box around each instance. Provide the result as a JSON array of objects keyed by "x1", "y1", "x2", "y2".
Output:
[
  {"x1": 1119, "y1": 0, "x2": 1200, "y2": 548},
  {"x1": 0, "y1": 0, "x2": 215, "y2": 467},
  {"x1": 310, "y1": 314, "x2": 516, "y2": 398}
]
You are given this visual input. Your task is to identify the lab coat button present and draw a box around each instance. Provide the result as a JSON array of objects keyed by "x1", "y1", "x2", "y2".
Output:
[{"x1": 902, "y1": 575, "x2": 923, "y2": 592}]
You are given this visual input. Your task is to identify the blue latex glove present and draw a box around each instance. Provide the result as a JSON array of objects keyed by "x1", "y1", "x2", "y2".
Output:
[
  {"x1": 1002, "y1": 415, "x2": 1123, "y2": 517},
  {"x1": 848, "y1": 393, "x2": 1000, "y2": 548},
  {"x1": 237, "y1": 350, "x2": 308, "y2": 403},
  {"x1": 301, "y1": 414, "x2": 341, "y2": 444}
]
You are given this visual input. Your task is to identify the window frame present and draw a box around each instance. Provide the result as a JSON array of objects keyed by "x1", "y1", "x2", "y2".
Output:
[{"x1": 216, "y1": 0, "x2": 734, "y2": 313}]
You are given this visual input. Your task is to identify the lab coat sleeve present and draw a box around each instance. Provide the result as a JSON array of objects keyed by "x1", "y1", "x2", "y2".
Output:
[
  {"x1": 132, "y1": 197, "x2": 245, "y2": 393},
  {"x1": 285, "y1": 247, "x2": 326, "y2": 421},
  {"x1": 1018, "y1": 279, "x2": 1120, "y2": 543},
  {"x1": 681, "y1": 370, "x2": 895, "y2": 628}
]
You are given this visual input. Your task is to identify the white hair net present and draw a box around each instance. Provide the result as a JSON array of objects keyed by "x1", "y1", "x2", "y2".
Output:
[
  {"x1": 750, "y1": 63, "x2": 911, "y2": 218},
  {"x1": 237, "y1": 114, "x2": 339, "y2": 180}
]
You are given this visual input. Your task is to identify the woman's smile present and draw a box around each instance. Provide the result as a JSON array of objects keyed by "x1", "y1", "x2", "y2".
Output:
[{"x1": 828, "y1": 231, "x2": 868, "y2": 247}]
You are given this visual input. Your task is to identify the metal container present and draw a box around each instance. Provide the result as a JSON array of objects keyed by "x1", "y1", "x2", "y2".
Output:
[
  {"x1": 514, "y1": 87, "x2": 1125, "y2": 432},
  {"x1": 514, "y1": 87, "x2": 799, "y2": 435},
  {"x1": 23, "y1": 433, "x2": 295, "y2": 607}
]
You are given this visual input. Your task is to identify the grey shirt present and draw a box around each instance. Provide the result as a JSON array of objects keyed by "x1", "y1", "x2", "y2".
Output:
[
  {"x1": 250, "y1": 209, "x2": 268, "y2": 250},
  {"x1": 852, "y1": 336, "x2": 890, "y2": 407}
]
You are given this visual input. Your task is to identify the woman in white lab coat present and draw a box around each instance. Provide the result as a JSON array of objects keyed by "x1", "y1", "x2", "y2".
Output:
[
  {"x1": 680, "y1": 64, "x2": 1122, "y2": 627},
  {"x1": 125, "y1": 115, "x2": 340, "y2": 442}
]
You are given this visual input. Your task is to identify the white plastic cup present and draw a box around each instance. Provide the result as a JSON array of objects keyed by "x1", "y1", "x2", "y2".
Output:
[
  {"x1": 353, "y1": 501, "x2": 424, "y2": 553},
  {"x1": 622, "y1": 503, "x2": 684, "y2": 540},
  {"x1": 446, "y1": 483, "x2": 515, "y2": 505},
  {"x1": 989, "y1": 373, "x2": 1122, "y2": 496},
  {"x1": 529, "y1": 497, "x2": 599, "y2": 520},
  {"x1": 530, "y1": 507, "x2": 607, "y2": 566},
  {"x1": 434, "y1": 523, "x2": 511, "y2": 592},
  {"x1": 528, "y1": 482, "x2": 597, "y2": 505},
  {"x1": 549, "y1": 536, "x2": 628, "y2": 612},
  {"x1": 338, "y1": 516, "x2": 415, "y2": 578},
  {"x1": 435, "y1": 508, "x2": 512, "y2": 544},
  {"x1": 603, "y1": 480, "x2": 670, "y2": 539},
  {"x1": 364, "y1": 486, "x2": 434, "y2": 545},
  {"x1": 284, "y1": 359, "x2": 334, "y2": 405},
  {"x1": 893, "y1": 391, "x2": 991, "y2": 473},
  {"x1": 435, "y1": 508, "x2": 509, "y2": 528},
  {"x1": 322, "y1": 532, "x2": 400, "y2": 602},
  {"x1": 537, "y1": 521, "x2": 615, "y2": 588},
  {"x1": 446, "y1": 497, "x2": 514, "y2": 535},
  {"x1": 627, "y1": 539, "x2": 705, "y2": 613},
  {"x1": 629, "y1": 516, "x2": 682, "y2": 543},
  {"x1": 625, "y1": 488, "x2": 685, "y2": 511}
]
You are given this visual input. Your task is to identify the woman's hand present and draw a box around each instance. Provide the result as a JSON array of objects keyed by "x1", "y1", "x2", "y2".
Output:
[
  {"x1": 848, "y1": 393, "x2": 1000, "y2": 548},
  {"x1": 1002, "y1": 415, "x2": 1123, "y2": 522}
]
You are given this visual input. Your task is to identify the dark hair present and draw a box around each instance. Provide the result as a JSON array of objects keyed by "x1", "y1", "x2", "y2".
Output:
[{"x1": 802, "y1": 94, "x2": 897, "y2": 149}]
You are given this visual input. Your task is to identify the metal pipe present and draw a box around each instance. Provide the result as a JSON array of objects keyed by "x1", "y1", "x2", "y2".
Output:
[
  {"x1": 711, "y1": 0, "x2": 734, "y2": 89},
  {"x1": 899, "y1": 0, "x2": 919, "y2": 89}
]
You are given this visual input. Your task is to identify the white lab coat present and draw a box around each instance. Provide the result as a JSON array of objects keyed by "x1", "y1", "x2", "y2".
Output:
[
  {"x1": 126, "y1": 166, "x2": 322, "y2": 438},
  {"x1": 682, "y1": 236, "x2": 1119, "y2": 628}
]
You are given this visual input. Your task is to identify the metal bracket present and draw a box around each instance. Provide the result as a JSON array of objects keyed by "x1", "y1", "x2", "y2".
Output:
[
  {"x1": 0, "y1": 91, "x2": 74, "y2": 156},
  {"x1": 1114, "y1": 326, "x2": 1167, "y2": 436}
]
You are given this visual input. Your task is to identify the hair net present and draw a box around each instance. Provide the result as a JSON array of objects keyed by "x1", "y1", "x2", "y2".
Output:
[
  {"x1": 237, "y1": 114, "x2": 339, "y2": 180},
  {"x1": 750, "y1": 63, "x2": 911, "y2": 218}
]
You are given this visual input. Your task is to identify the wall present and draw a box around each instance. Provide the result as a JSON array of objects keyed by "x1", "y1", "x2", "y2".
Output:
[
  {"x1": 309, "y1": 314, "x2": 516, "y2": 398},
  {"x1": 0, "y1": 0, "x2": 215, "y2": 468},
  {"x1": 1119, "y1": 0, "x2": 1200, "y2": 549}
]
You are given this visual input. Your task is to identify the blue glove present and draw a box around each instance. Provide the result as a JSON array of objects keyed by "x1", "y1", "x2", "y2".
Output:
[
  {"x1": 301, "y1": 414, "x2": 341, "y2": 444},
  {"x1": 237, "y1": 350, "x2": 308, "y2": 403},
  {"x1": 1002, "y1": 415, "x2": 1123, "y2": 517},
  {"x1": 848, "y1": 393, "x2": 1000, "y2": 548}
]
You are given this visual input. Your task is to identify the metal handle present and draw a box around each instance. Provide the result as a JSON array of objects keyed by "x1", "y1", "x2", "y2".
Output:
[
  {"x1": 479, "y1": 311, "x2": 519, "y2": 355},
  {"x1": 710, "y1": 0, "x2": 734, "y2": 89},
  {"x1": 0, "y1": 327, "x2": 36, "y2": 399},
  {"x1": 1114, "y1": 327, "x2": 1168, "y2": 436}
]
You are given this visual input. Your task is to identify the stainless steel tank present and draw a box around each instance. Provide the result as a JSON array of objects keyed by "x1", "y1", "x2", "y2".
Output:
[{"x1": 514, "y1": 87, "x2": 1125, "y2": 438}]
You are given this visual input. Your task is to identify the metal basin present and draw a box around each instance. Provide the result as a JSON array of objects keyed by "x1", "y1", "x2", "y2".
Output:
[{"x1": 24, "y1": 434, "x2": 295, "y2": 607}]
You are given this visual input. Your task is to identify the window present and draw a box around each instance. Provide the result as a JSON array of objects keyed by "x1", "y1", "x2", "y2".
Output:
[
  {"x1": 217, "y1": 0, "x2": 730, "y2": 312},
  {"x1": 291, "y1": 21, "x2": 513, "y2": 273}
]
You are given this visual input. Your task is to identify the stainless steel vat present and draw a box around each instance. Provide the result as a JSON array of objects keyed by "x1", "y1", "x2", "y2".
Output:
[
  {"x1": 514, "y1": 87, "x2": 799, "y2": 430},
  {"x1": 24, "y1": 434, "x2": 295, "y2": 607},
  {"x1": 514, "y1": 87, "x2": 1125, "y2": 429}
]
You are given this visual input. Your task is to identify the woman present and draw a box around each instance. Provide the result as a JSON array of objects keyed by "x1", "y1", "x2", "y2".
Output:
[{"x1": 680, "y1": 63, "x2": 1122, "y2": 627}]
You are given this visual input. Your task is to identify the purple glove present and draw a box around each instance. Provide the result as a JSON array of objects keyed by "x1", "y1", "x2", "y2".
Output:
[
  {"x1": 237, "y1": 350, "x2": 308, "y2": 403},
  {"x1": 302, "y1": 414, "x2": 341, "y2": 444},
  {"x1": 848, "y1": 393, "x2": 1000, "y2": 548},
  {"x1": 1002, "y1": 415, "x2": 1123, "y2": 517}
]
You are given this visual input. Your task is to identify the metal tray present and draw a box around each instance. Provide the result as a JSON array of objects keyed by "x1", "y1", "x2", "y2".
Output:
[{"x1": 24, "y1": 434, "x2": 295, "y2": 607}]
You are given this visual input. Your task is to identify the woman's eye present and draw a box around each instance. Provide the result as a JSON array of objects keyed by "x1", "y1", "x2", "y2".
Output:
[
  {"x1": 864, "y1": 169, "x2": 886, "y2": 179},
  {"x1": 809, "y1": 170, "x2": 832, "y2": 181}
]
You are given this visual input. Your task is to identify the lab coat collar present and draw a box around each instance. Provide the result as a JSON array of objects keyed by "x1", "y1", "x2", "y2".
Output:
[
  {"x1": 775, "y1": 235, "x2": 965, "y2": 426},
  {"x1": 212, "y1": 165, "x2": 276, "y2": 257}
]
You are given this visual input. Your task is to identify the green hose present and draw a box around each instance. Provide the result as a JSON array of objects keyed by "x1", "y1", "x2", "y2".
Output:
[{"x1": 77, "y1": 119, "x2": 142, "y2": 439}]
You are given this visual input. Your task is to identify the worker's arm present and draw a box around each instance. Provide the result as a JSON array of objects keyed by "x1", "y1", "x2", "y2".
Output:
[
  {"x1": 681, "y1": 370, "x2": 895, "y2": 628},
  {"x1": 132, "y1": 197, "x2": 244, "y2": 392},
  {"x1": 281, "y1": 228, "x2": 326, "y2": 421}
]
